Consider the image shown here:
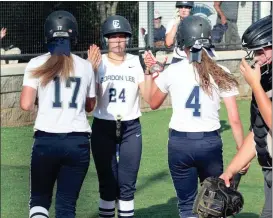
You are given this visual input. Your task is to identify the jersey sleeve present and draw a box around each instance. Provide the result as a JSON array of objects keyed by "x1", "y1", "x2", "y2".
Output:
[
  {"x1": 218, "y1": 64, "x2": 239, "y2": 98},
  {"x1": 87, "y1": 62, "x2": 96, "y2": 98},
  {"x1": 154, "y1": 68, "x2": 170, "y2": 94},
  {"x1": 22, "y1": 59, "x2": 39, "y2": 89}
]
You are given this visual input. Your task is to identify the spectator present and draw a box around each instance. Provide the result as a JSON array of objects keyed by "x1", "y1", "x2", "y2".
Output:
[
  {"x1": 213, "y1": 1, "x2": 241, "y2": 49},
  {"x1": 0, "y1": 27, "x2": 21, "y2": 64},
  {"x1": 153, "y1": 11, "x2": 166, "y2": 47},
  {"x1": 140, "y1": 11, "x2": 166, "y2": 48},
  {"x1": 165, "y1": 1, "x2": 194, "y2": 63}
]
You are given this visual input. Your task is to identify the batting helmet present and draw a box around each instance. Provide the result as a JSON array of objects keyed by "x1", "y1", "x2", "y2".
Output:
[
  {"x1": 177, "y1": 15, "x2": 212, "y2": 50},
  {"x1": 44, "y1": 10, "x2": 78, "y2": 44},
  {"x1": 242, "y1": 15, "x2": 272, "y2": 51},
  {"x1": 101, "y1": 15, "x2": 132, "y2": 49},
  {"x1": 176, "y1": 1, "x2": 194, "y2": 8}
]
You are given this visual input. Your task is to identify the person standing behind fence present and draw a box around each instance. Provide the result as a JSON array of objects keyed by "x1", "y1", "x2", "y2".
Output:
[
  {"x1": 88, "y1": 15, "x2": 153, "y2": 218},
  {"x1": 20, "y1": 10, "x2": 99, "y2": 218},
  {"x1": 144, "y1": 16, "x2": 244, "y2": 217},
  {"x1": 165, "y1": 1, "x2": 193, "y2": 64},
  {"x1": 214, "y1": 1, "x2": 241, "y2": 49}
]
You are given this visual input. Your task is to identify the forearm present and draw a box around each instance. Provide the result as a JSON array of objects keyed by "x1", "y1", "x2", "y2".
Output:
[
  {"x1": 230, "y1": 121, "x2": 245, "y2": 150},
  {"x1": 165, "y1": 26, "x2": 177, "y2": 47},
  {"x1": 214, "y1": 2, "x2": 225, "y2": 18},
  {"x1": 252, "y1": 83, "x2": 272, "y2": 130},
  {"x1": 142, "y1": 73, "x2": 153, "y2": 103},
  {"x1": 226, "y1": 132, "x2": 256, "y2": 175}
]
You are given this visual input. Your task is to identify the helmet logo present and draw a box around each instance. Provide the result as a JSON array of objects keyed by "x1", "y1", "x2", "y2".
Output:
[
  {"x1": 57, "y1": 26, "x2": 62, "y2": 30},
  {"x1": 201, "y1": 33, "x2": 204, "y2": 37},
  {"x1": 113, "y1": 20, "x2": 121, "y2": 29},
  {"x1": 242, "y1": 40, "x2": 247, "y2": 45}
]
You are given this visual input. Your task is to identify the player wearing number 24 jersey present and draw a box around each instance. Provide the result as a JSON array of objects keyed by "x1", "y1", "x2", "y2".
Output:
[
  {"x1": 89, "y1": 15, "x2": 153, "y2": 218},
  {"x1": 21, "y1": 11, "x2": 96, "y2": 218},
  {"x1": 144, "y1": 16, "x2": 244, "y2": 218}
]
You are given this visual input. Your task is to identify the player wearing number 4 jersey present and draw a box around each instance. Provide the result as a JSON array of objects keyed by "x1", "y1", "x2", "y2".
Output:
[
  {"x1": 144, "y1": 16, "x2": 244, "y2": 218},
  {"x1": 88, "y1": 15, "x2": 152, "y2": 218},
  {"x1": 21, "y1": 11, "x2": 97, "y2": 218}
]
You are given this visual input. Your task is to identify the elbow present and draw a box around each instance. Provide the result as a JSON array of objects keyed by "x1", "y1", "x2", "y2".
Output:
[
  {"x1": 165, "y1": 37, "x2": 173, "y2": 48},
  {"x1": 20, "y1": 101, "x2": 33, "y2": 111},
  {"x1": 85, "y1": 98, "x2": 96, "y2": 113},
  {"x1": 150, "y1": 101, "x2": 160, "y2": 110}
]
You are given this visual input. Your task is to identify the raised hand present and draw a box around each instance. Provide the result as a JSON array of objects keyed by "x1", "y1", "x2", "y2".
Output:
[
  {"x1": 1, "y1": 27, "x2": 7, "y2": 39},
  {"x1": 87, "y1": 44, "x2": 101, "y2": 73}
]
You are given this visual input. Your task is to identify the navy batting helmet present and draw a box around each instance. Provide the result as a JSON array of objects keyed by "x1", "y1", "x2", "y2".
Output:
[
  {"x1": 176, "y1": 1, "x2": 194, "y2": 8},
  {"x1": 44, "y1": 10, "x2": 78, "y2": 44},
  {"x1": 101, "y1": 15, "x2": 132, "y2": 49},
  {"x1": 242, "y1": 15, "x2": 272, "y2": 51}
]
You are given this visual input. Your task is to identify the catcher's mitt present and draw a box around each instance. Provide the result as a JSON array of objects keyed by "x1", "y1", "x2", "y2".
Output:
[{"x1": 193, "y1": 176, "x2": 244, "y2": 218}]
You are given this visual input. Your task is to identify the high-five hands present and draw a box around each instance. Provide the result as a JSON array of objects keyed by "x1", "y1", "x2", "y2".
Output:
[
  {"x1": 144, "y1": 50, "x2": 167, "y2": 74},
  {"x1": 87, "y1": 44, "x2": 102, "y2": 73}
]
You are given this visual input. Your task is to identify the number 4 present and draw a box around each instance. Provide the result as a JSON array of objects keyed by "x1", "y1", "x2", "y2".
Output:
[{"x1": 185, "y1": 86, "x2": 201, "y2": 117}]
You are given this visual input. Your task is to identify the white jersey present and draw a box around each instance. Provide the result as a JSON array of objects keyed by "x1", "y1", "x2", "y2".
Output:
[
  {"x1": 155, "y1": 60, "x2": 239, "y2": 132},
  {"x1": 23, "y1": 53, "x2": 95, "y2": 133},
  {"x1": 93, "y1": 54, "x2": 144, "y2": 121},
  {"x1": 166, "y1": 18, "x2": 187, "y2": 60}
]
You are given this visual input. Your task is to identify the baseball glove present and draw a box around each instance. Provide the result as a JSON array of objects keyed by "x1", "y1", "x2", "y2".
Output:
[{"x1": 192, "y1": 176, "x2": 244, "y2": 218}]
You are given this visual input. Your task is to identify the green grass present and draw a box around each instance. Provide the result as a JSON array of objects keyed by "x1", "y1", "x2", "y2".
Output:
[{"x1": 1, "y1": 100, "x2": 263, "y2": 218}]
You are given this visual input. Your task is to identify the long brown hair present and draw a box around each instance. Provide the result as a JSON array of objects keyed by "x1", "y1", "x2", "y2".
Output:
[
  {"x1": 31, "y1": 55, "x2": 74, "y2": 87},
  {"x1": 192, "y1": 50, "x2": 239, "y2": 96}
]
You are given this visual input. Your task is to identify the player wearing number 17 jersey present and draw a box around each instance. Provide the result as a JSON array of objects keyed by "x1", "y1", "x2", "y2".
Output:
[
  {"x1": 89, "y1": 15, "x2": 153, "y2": 218},
  {"x1": 20, "y1": 11, "x2": 96, "y2": 218},
  {"x1": 144, "y1": 16, "x2": 244, "y2": 218}
]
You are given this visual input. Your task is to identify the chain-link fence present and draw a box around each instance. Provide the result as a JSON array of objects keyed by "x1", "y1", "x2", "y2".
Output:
[
  {"x1": 0, "y1": 1, "x2": 272, "y2": 62},
  {"x1": 0, "y1": 1, "x2": 139, "y2": 55}
]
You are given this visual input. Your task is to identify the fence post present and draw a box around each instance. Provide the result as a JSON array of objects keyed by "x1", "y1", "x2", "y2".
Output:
[
  {"x1": 252, "y1": 1, "x2": 260, "y2": 23},
  {"x1": 147, "y1": 2, "x2": 154, "y2": 48}
]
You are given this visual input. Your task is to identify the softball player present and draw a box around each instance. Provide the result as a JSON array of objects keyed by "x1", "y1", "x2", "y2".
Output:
[
  {"x1": 20, "y1": 11, "x2": 97, "y2": 218},
  {"x1": 220, "y1": 15, "x2": 272, "y2": 218},
  {"x1": 165, "y1": 1, "x2": 194, "y2": 63},
  {"x1": 88, "y1": 15, "x2": 153, "y2": 218},
  {"x1": 145, "y1": 16, "x2": 244, "y2": 218}
]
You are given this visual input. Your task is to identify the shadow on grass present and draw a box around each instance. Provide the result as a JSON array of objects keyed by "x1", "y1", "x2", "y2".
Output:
[
  {"x1": 135, "y1": 197, "x2": 179, "y2": 218},
  {"x1": 220, "y1": 120, "x2": 231, "y2": 133},
  {"x1": 86, "y1": 170, "x2": 170, "y2": 218},
  {"x1": 137, "y1": 170, "x2": 169, "y2": 193}
]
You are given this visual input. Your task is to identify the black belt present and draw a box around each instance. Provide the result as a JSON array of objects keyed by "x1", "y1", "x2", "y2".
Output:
[
  {"x1": 34, "y1": 130, "x2": 90, "y2": 138},
  {"x1": 93, "y1": 117, "x2": 140, "y2": 124},
  {"x1": 170, "y1": 129, "x2": 220, "y2": 137}
]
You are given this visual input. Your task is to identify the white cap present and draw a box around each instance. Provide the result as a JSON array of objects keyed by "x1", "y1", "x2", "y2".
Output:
[{"x1": 154, "y1": 11, "x2": 162, "y2": 19}]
